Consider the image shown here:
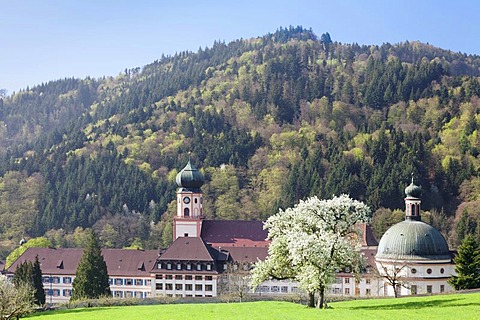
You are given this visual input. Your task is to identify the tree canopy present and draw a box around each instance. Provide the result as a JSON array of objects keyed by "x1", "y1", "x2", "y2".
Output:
[
  {"x1": 251, "y1": 194, "x2": 371, "y2": 308},
  {"x1": 449, "y1": 235, "x2": 480, "y2": 290},
  {"x1": 2, "y1": 26, "x2": 480, "y2": 256},
  {"x1": 71, "y1": 230, "x2": 111, "y2": 300},
  {"x1": 0, "y1": 275, "x2": 35, "y2": 320}
]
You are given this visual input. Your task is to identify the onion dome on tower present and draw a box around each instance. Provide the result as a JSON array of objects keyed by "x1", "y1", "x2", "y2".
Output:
[
  {"x1": 405, "y1": 177, "x2": 422, "y2": 199},
  {"x1": 176, "y1": 160, "x2": 205, "y2": 191}
]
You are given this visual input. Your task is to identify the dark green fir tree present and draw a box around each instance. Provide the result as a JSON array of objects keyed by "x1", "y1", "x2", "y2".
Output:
[
  {"x1": 33, "y1": 255, "x2": 46, "y2": 305},
  {"x1": 449, "y1": 235, "x2": 480, "y2": 290},
  {"x1": 13, "y1": 256, "x2": 45, "y2": 305},
  {"x1": 71, "y1": 230, "x2": 111, "y2": 300},
  {"x1": 13, "y1": 260, "x2": 33, "y2": 288}
]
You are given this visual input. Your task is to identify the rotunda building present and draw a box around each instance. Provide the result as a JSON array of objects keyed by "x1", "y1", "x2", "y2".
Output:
[{"x1": 375, "y1": 178, "x2": 455, "y2": 296}]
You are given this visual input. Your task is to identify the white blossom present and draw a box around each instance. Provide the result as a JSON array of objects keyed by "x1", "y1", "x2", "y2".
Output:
[{"x1": 251, "y1": 194, "x2": 370, "y2": 304}]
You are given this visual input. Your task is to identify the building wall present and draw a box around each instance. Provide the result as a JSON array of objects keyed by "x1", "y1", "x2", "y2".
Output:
[
  {"x1": 36, "y1": 274, "x2": 155, "y2": 304},
  {"x1": 153, "y1": 273, "x2": 218, "y2": 297}
]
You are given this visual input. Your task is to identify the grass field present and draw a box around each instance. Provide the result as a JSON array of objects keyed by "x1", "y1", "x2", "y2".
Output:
[{"x1": 27, "y1": 292, "x2": 480, "y2": 320}]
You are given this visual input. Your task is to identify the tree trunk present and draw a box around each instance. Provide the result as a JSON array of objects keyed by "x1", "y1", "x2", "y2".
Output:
[
  {"x1": 317, "y1": 285, "x2": 326, "y2": 309},
  {"x1": 308, "y1": 291, "x2": 315, "y2": 308}
]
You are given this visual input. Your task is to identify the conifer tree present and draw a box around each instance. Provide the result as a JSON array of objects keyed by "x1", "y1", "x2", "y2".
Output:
[
  {"x1": 32, "y1": 256, "x2": 46, "y2": 305},
  {"x1": 449, "y1": 235, "x2": 480, "y2": 290},
  {"x1": 71, "y1": 230, "x2": 111, "y2": 300},
  {"x1": 13, "y1": 257, "x2": 45, "y2": 305}
]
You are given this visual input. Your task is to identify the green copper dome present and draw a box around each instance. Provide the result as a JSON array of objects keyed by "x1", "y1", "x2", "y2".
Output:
[
  {"x1": 376, "y1": 220, "x2": 451, "y2": 261},
  {"x1": 176, "y1": 160, "x2": 204, "y2": 190},
  {"x1": 405, "y1": 178, "x2": 422, "y2": 198}
]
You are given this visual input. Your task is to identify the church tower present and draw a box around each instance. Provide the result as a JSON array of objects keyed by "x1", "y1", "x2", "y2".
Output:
[
  {"x1": 404, "y1": 176, "x2": 422, "y2": 221},
  {"x1": 173, "y1": 160, "x2": 205, "y2": 239}
]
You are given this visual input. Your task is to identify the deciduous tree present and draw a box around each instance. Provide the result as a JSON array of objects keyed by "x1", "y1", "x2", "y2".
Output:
[
  {"x1": 0, "y1": 275, "x2": 35, "y2": 320},
  {"x1": 251, "y1": 195, "x2": 370, "y2": 308}
]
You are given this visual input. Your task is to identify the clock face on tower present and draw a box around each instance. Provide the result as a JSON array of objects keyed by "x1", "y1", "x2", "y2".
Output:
[{"x1": 183, "y1": 196, "x2": 191, "y2": 204}]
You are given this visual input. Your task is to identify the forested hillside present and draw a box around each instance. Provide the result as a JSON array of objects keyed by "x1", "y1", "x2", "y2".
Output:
[{"x1": 1, "y1": 26, "x2": 480, "y2": 258}]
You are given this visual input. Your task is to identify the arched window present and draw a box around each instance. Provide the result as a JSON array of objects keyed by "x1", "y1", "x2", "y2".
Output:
[{"x1": 184, "y1": 207, "x2": 190, "y2": 217}]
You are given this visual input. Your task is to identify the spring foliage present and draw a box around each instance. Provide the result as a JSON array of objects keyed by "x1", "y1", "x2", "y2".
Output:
[{"x1": 251, "y1": 194, "x2": 370, "y2": 308}]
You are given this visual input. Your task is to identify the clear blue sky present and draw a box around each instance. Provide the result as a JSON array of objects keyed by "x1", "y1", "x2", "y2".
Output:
[{"x1": 1, "y1": 0, "x2": 478, "y2": 94}]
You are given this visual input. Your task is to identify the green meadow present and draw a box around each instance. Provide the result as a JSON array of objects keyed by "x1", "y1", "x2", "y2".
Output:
[{"x1": 27, "y1": 292, "x2": 480, "y2": 320}]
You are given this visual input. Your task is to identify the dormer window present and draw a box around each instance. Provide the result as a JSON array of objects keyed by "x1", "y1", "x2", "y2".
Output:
[
  {"x1": 167, "y1": 263, "x2": 172, "y2": 270},
  {"x1": 206, "y1": 264, "x2": 211, "y2": 271},
  {"x1": 187, "y1": 264, "x2": 191, "y2": 270},
  {"x1": 157, "y1": 263, "x2": 162, "y2": 269},
  {"x1": 196, "y1": 264, "x2": 202, "y2": 271},
  {"x1": 177, "y1": 263, "x2": 182, "y2": 270}
]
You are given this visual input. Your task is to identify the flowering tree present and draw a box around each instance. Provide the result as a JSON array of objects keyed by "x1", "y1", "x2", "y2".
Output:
[
  {"x1": 0, "y1": 275, "x2": 35, "y2": 320},
  {"x1": 251, "y1": 195, "x2": 370, "y2": 308}
]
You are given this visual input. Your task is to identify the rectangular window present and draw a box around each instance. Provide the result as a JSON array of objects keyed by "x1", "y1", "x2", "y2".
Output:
[
  {"x1": 176, "y1": 264, "x2": 182, "y2": 270},
  {"x1": 185, "y1": 284, "x2": 193, "y2": 291},
  {"x1": 427, "y1": 285, "x2": 432, "y2": 294},
  {"x1": 115, "y1": 278, "x2": 123, "y2": 285},
  {"x1": 205, "y1": 285, "x2": 213, "y2": 291},
  {"x1": 195, "y1": 284, "x2": 203, "y2": 291},
  {"x1": 185, "y1": 275, "x2": 193, "y2": 280},
  {"x1": 345, "y1": 288, "x2": 350, "y2": 295},
  {"x1": 271, "y1": 286, "x2": 279, "y2": 292},
  {"x1": 52, "y1": 277, "x2": 60, "y2": 284},
  {"x1": 366, "y1": 288, "x2": 371, "y2": 296},
  {"x1": 165, "y1": 284, "x2": 173, "y2": 290},
  {"x1": 125, "y1": 279, "x2": 133, "y2": 285},
  {"x1": 115, "y1": 291, "x2": 123, "y2": 298},
  {"x1": 156, "y1": 274, "x2": 163, "y2": 280},
  {"x1": 281, "y1": 286, "x2": 288, "y2": 293},
  {"x1": 156, "y1": 283, "x2": 163, "y2": 290},
  {"x1": 196, "y1": 264, "x2": 202, "y2": 271},
  {"x1": 145, "y1": 279, "x2": 151, "y2": 286},
  {"x1": 440, "y1": 285, "x2": 445, "y2": 293},
  {"x1": 63, "y1": 277, "x2": 72, "y2": 284},
  {"x1": 135, "y1": 279, "x2": 143, "y2": 286},
  {"x1": 175, "y1": 275, "x2": 182, "y2": 280},
  {"x1": 166, "y1": 275, "x2": 173, "y2": 280},
  {"x1": 206, "y1": 264, "x2": 211, "y2": 271},
  {"x1": 167, "y1": 263, "x2": 172, "y2": 270},
  {"x1": 366, "y1": 278, "x2": 371, "y2": 284},
  {"x1": 125, "y1": 291, "x2": 133, "y2": 298},
  {"x1": 186, "y1": 264, "x2": 191, "y2": 270},
  {"x1": 195, "y1": 276, "x2": 203, "y2": 281},
  {"x1": 63, "y1": 289, "x2": 72, "y2": 297},
  {"x1": 335, "y1": 277, "x2": 342, "y2": 284},
  {"x1": 411, "y1": 285, "x2": 417, "y2": 295},
  {"x1": 344, "y1": 278, "x2": 350, "y2": 284},
  {"x1": 175, "y1": 284, "x2": 183, "y2": 290},
  {"x1": 205, "y1": 276, "x2": 213, "y2": 281},
  {"x1": 157, "y1": 263, "x2": 162, "y2": 269},
  {"x1": 43, "y1": 277, "x2": 50, "y2": 284}
]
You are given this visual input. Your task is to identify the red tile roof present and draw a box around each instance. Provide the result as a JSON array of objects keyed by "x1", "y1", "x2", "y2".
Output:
[
  {"x1": 6, "y1": 248, "x2": 158, "y2": 277},
  {"x1": 355, "y1": 223, "x2": 379, "y2": 247},
  {"x1": 102, "y1": 249, "x2": 158, "y2": 277},
  {"x1": 158, "y1": 237, "x2": 223, "y2": 261},
  {"x1": 216, "y1": 246, "x2": 268, "y2": 264},
  {"x1": 201, "y1": 220, "x2": 269, "y2": 247}
]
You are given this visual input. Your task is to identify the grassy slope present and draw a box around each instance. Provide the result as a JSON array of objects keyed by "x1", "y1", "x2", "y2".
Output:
[{"x1": 27, "y1": 293, "x2": 480, "y2": 320}]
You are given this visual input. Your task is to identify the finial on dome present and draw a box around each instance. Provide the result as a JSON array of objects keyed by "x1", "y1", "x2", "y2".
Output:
[{"x1": 405, "y1": 175, "x2": 422, "y2": 198}]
